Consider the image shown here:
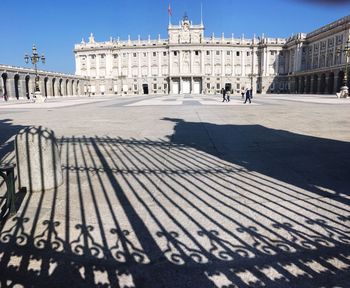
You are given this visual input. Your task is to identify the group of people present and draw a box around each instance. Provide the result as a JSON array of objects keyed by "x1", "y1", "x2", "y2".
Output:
[{"x1": 221, "y1": 88, "x2": 253, "y2": 103}]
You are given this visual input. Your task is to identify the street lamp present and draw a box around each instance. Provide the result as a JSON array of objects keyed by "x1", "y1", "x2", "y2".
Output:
[
  {"x1": 25, "y1": 44, "x2": 45, "y2": 101},
  {"x1": 337, "y1": 35, "x2": 350, "y2": 98}
]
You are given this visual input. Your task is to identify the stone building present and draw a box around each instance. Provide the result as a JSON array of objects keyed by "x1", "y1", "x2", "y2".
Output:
[
  {"x1": 74, "y1": 15, "x2": 285, "y2": 95},
  {"x1": 74, "y1": 14, "x2": 350, "y2": 96},
  {"x1": 284, "y1": 15, "x2": 350, "y2": 94},
  {"x1": 0, "y1": 64, "x2": 88, "y2": 100}
]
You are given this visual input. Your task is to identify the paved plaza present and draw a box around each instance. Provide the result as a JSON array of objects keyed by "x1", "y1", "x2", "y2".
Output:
[{"x1": 0, "y1": 94, "x2": 350, "y2": 287}]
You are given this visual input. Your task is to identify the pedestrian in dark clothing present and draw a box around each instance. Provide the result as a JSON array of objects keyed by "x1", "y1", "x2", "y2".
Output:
[
  {"x1": 221, "y1": 88, "x2": 227, "y2": 102},
  {"x1": 244, "y1": 89, "x2": 251, "y2": 104}
]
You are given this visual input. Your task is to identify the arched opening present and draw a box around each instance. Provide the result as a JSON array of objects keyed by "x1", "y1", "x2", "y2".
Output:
[
  {"x1": 1, "y1": 73, "x2": 8, "y2": 100},
  {"x1": 328, "y1": 72, "x2": 334, "y2": 94},
  {"x1": 59, "y1": 79, "x2": 63, "y2": 96},
  {"x1": 71, "y1": 80, "x2": 74, "y2": 95},
  {"x1": 337, "y1": 71, "x2": 344, "y2": 92},
  {"x1": 44, "y1": 77, "x2": 48, "y2": 97},
  {"x1": 77, "y1": 80, "x2": 80, "y2": 95},
  {"x1": 312, "y1": 74, "x2": 318, "y2": 94},
  {"x1": 295, "y1": 77, "x2": 299, "y2": 93},
  {"x1": 25, "y1": 75, "x2": 30, "y2": 99},
  {"x1": 66, "y1": 79, "x2": 69, "y2": 96},
  {"x1": 14, "y1": 74, "x2": 20, "y2": 99},
  {"x1": 52, "y1": 78, "x2": 56, "y2": 96},
  {"x1": 320, "y1": 74, "x2": 326, "y2": 94},
  {"x1": 300, "y1": 76, "x2": 305, "y2": 93},
  {"x1": 306, "y1": 75, "x2": 311, "y2": 94}
]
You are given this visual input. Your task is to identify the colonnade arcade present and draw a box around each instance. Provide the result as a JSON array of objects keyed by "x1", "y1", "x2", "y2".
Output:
[
  {"x1": 0, "y1": 65, "x2": 87, "y2": 100},
  {"x1": 292, "y1": 70, "x2": 350, "y2": 94}
]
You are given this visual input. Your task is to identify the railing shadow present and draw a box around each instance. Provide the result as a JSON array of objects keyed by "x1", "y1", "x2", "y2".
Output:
[{"x1": 0, "y1": 131, "x2": 349, "y2": 287}]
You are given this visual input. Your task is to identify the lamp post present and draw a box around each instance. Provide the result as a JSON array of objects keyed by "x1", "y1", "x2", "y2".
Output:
[
  {"x1": 25, "y1": 44, "x2": 45, "y2": 102},
  {"x1": 337, "y1": 35, "x2": 350, "y2": 98}
]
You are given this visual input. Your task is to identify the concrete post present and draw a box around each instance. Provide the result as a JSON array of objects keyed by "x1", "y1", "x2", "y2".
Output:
[{"x1": 16, "y1": 126, "x2": 63, "y2": 192}]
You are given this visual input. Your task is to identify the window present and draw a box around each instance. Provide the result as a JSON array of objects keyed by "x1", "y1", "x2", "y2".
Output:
[
  {"x1": 133, "y1": 84, "x2": 137, "y2": 90},
  {"x1": 247, "y1": 52, "x2": 250, "y2": 56},
  {"x1": 174, "y1": 51, "x2": 178, "y2": 56},
  {"x1": 216, "y1": 51, "x2": 220, "y2": 56},
  {"x1": 207, "y1": 83, "x2": 210, "y2": 89},
  {"x1": 133, "y1": 53, "x2": 137, "y2": 57},
  {"x1": 101, "y1": 54, "x2": 105, "y2": 59},
  {"x1": 206, "y1": 51, "x2": 210, "y2": 56},
  {"x1": 153, "y1": 83, "x2": 157, "y2": 89},
  {"x1": 227, "y1": 51, "x2": 230, "y2": 56},
  {"x1": 237, "y1": 83, "x2": 240, "y2": 89},
  {"x1": 195, "y1": 51, "x2": 199, "y2": 56},
  {"x1": 113, "y1": 54, "x2": 118, "y2": 59},
  {"x1": 143, "y1": 52, "x2": 147, "y2": 57},
  {"x1": 216, "y1": 83, "x2": 220, "y2": 89},
  {"x1": 153, "y1": 52, "x2": 156, "y2": 57},
  {"x1": 163, "y1": 51, "x2": 167, "y2": 56},
  {"x1": 236, "y1": 51, "x2": 240, "y2": 56},
  {"x1": 91, "y1": 55, "x2": 95, "y2": 59},
  {"x1": 164, "y1": 83, "x2": 167, "y2": 89}
]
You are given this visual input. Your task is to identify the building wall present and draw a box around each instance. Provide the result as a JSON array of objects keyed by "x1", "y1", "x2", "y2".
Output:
[
  {"x1": 0, "y1": 64, "x2": 88, "y2": 100},
  {"x1": 74, "y1": 18, "x2": 285, "y2": 95}
]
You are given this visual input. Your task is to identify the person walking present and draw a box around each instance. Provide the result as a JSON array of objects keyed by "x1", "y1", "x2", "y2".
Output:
[
  {"x1": 244, "y1": 88, "x2": 251, "y2": 104},
  {"x1": 221, "y1": 88, "x2": 227, "y2": 102}
]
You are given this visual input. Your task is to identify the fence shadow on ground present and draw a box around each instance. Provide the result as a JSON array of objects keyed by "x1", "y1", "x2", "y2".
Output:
[{"x1": 0, "y1": 120, "x2": 349, "y2": 287}]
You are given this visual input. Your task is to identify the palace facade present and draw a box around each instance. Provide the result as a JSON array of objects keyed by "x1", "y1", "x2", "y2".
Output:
[{"x1": 73, "y1": 14, "x2": 350, "y2": 96}]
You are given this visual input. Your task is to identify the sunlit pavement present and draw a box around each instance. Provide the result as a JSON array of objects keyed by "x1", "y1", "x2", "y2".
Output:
[{"x1": 0, "y1": 94, "x2": 350, "y2": 287}]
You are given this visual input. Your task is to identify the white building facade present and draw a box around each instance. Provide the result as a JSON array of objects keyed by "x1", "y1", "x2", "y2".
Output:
[
  {"x1": 74, "y1": 14, "x2": 350, "y2": 95},
  {"x1": 74, "y1": 15, "x2": 285, "y2": 95}
]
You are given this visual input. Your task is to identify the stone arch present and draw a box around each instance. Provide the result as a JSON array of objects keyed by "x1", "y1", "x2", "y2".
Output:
[
  {"x1": 300, "y1": 76, "x2": 305, "y2": 93},
  {"x1": 59, "y1": 79, "x2": 63, "y2": 96},
  {"x1": 295, "y1": 77, "x2": 299, "y2": 93},
  {"x1": 25, "y1": 75, "x2": 30, "y2": 99},
  {"x1": 337, "y1": 71, "x2": 344, "y2": 92},
  {"x1": 44, "y1": 77, "x2": 49, "y2": 97},
  {"x1": 14, "y1": 74, "x2": 20, "y2": 99},
  {"x1": 305, "y1": 75, "x2": 311, "y2": 94},
  {"x1": 328, "y1": 72, "x2": 334, "y2": 94},
  {"x1": 65, "y1": 79, "x2": 69, "y2": 96},
  {"x1": 320, "y1": 74, "x2": 326, "y2": 94},
  {"x1": 1, "y1": 73, "x2": 8, "y2": 99},
  {"x1": 52, "y1": 78, "x2": 56, "y2": 96},
  {"x1": 312, "y1": 74, "x2": 318, "y2": 94}
]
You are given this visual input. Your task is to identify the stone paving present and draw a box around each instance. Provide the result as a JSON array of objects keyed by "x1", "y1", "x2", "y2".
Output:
[{"x1": 0, "y1": 94, "x2": 349, "y2": 287}]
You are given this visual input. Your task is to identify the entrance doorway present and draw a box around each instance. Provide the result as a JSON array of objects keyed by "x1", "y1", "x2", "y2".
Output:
[
  {"x1": 142, "y1": 84, "x2": 149, "y2": 95},
  {"x1": 225, "y1": 83, "x2": 232, "y2": 93},
  {"x1": 182, "y1": 78, "x2": 191, "y2": 94},
  {"x1": 172, "y1": 80, "x2": 180, "y2": 94},
  {"x1": 193, "y1": 78, "x2": 202, "y2": 94}
]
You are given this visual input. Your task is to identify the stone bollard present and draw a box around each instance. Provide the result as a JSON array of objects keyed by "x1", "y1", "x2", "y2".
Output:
[{"x1": 15, "y1": 126, "x2": 63, "y2": 192}]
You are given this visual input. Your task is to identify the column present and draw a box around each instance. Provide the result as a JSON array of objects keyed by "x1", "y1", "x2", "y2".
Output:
[
  {"x1": 118, "y1": 53, "x2": 121, "y2": 77},
  {"x1": 232, "y1": 49, "x2": 235, "y2": 76},
  {"x1": 138, "y1": 52, "x2": 141, "y2": 77},
  {"x1": 19, "y1": 79, "x2": 26, "y2": 99},
  {"x1": 180, "y1": 77, "x2": 182, "y2": 94},
  {"x1": 148, "y1": 52, "x2": 151, "y2": 77},
  {"x1": 211, "y1": 50, "x2": 214, "y2": 76},
  {"x1": 158, "y1": 51, "x2": 161, "y2": 76},
  {"x1": 7, "y1": 78, "x2": 15, "y2": 99},
  {"x1": 191, "y1": 77, "x2": 193, "y2": 94},
  {"x1": 221, "y1": 50, "x2": 225, "y2": 76},
  {"x1": 190, "y1": 50, "x2": 194, "y2": 75},
  {"x1": 128, "y1": 53, "x2": 131, "y2": 78},
  {"x1": 179, "y1": 51, "x2": 182, "y2": 75},
  {"x1": 201, "y1": 50, "x2": 204, "y2": 74}
]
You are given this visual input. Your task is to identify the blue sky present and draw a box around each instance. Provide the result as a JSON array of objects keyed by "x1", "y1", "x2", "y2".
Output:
[{"x1": 1, "y1": 0, "x2": 350, "y2": 74}]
